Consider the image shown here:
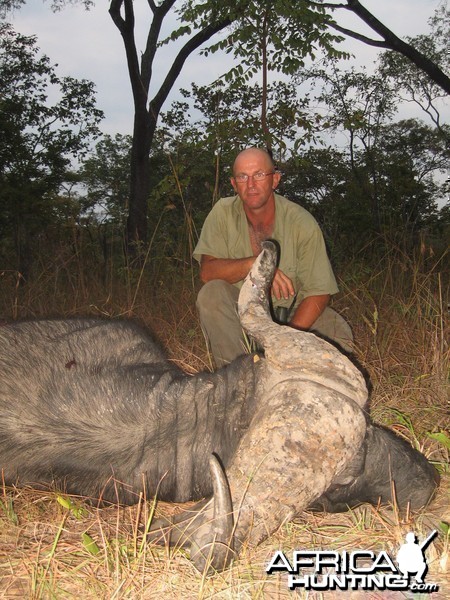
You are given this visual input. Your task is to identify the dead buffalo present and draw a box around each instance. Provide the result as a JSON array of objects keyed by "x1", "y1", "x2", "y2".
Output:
[{"x1": 0, "y1": 241, "x2": 439, "y2": 572}]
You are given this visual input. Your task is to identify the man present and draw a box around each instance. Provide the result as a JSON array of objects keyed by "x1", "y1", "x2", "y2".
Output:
[{"x1": 193, "y1": 147, "x2": 352, "y2": 367}]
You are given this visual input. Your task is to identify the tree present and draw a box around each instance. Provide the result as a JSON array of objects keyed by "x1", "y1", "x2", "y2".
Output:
[
  {"x1": 373, "y1": 119, "x2": 448, "y2": 236},
  {"x1": 280, "y1": 120, "x2": 447, "y2": 260},
  {"x1": 280, "y1": 147, "x2": 356, "y2": 257},
  {"x1": 378, "y1": 4, "x2": 450, "y2": 142},
  {"x1": 161, "y1": 81, "x2": 312, "y2": 178},
  {"x1": 106, "y1": 1, "x2": 229, "y2": 252},
  {"x1": 141, "y1": 81, "x2": 313, "y2": 263},
  {"x1": 0, "y1": 0, "x2": 23, "y2": 16},
  {"x1": 0, "y1": 23, "x2": 103, "y2": 276},
  {"x1": 303, "y1": 63, "x2": 397, "y2": 231},
  {"x1": 311, "y1": 0, "x2": 450, "y2": 94},
  {"x1": 80, "y1": 133, "x2": 132, "y2": 226},
  {"x1": 196, "y1": 1, "x2": 345, "y2": 150}
]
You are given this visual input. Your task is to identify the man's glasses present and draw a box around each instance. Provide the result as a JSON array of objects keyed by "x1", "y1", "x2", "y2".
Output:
[{"x1": 233, "y1": 171, "x2": 275, "y2": 183}]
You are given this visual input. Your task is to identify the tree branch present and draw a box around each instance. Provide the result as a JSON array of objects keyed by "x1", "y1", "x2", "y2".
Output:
[
  {"x1": 327, "y1": 22, "x2": 388, "y2": 48},
  {"x1": 305, "y1": 0, "x2": 450, "y2": 94},
  {"x1": 109, "y1": 0, "x2": 126, "y2": 31},
  {"x1": 345, "y1": 0, "x2": 450, "y2": 94},
  {"x1": 150, "y1": 17, "x2": 232, "y2": 119},
  {"x1": 308, "y1": 1, "x2": 348, "y2": 8},
  {"x1": 109, "y1": 0, "x2": 147, "y2": 110},
  {"x1": 141, "y1": 0, "x2": 177, "y2": 91}
]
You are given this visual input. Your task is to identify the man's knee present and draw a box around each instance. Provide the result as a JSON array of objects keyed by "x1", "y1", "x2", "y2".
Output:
[
  {"x1": 196, "y1": 280, "x2": 239, "y2": 316},
  {"x1": 311, "y1": 307, "x2": 354, "y2": 353},
  {"x1": 196, "y1": 280, "x2": 244, "y2": 367}
]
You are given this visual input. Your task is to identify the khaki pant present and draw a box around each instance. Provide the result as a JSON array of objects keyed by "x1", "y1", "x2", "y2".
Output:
[{"x1": 196, "y1": 280, "x2": 354, "y2": 368}]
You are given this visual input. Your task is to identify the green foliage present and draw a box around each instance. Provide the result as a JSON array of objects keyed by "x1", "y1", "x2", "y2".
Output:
[
  {"x1": 177, "y1": 0, "x2": 348, "y2": 87},
  {"x1": 378, "y1": 3, "x2": 450, "y2": 137},
  {"x1": 0, "y1": 23, "x2": 103, "y2": 276},
  {"x1": 73, "y1": 70, "x2": 448, "y2": 271},
  {"x1": 80, "y1": 133, "x2": 132, "y2": 225},
  {"x1": 140, "y1": 79, "x2": 318, "y2": 262},
  {"x1": 440, "y1": 521, "x2": 450, "y2": 536},
  {"x1": 427, "y1": 431, "x2": 450, "y2": 451},
  {"x1": 0, "y1": 0, "x2": 93, "y2": 14},
  {"x1": 0, "y1": 0, "x2": 25, "y2": 17},
  {"x1": 286, "y1": 59, "x2": 449, "y2": 255},
  {"x1": 2, "y1": 2, "x2": 449, "y2": 279},
  {"x1": 81, "y1": 532, "x2": 100, "y2": 556},
  {"x1": 0, "y1": 495, "x2": 18, "y2": 525},
  {"x1": 57, "y1": 495, "x2": 88, "y2": 520},
  {"x1": 4, "y1": 0, "x2": 449, "y2": 252}
]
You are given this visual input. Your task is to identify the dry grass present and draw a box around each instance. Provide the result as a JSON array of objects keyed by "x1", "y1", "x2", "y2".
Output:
[
  {"x1": 0, "y1": 244, "x2": 449, "y2": 598},
  {"x1": 1, "y1": 484, "x2": 449, "y2": 598}
]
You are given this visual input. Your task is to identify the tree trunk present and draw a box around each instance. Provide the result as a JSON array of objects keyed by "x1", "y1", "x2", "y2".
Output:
[
  {"x1": 127, "y1": 108, "x2": 155, "y2": 248},
  {"x1": 109, "y1": 0, "x2": 231, "y2": 257}
]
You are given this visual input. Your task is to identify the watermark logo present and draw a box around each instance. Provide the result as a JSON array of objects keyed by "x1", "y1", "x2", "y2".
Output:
[{"x1": 266, "y1": 529, "x2": 439, "y2": 593}]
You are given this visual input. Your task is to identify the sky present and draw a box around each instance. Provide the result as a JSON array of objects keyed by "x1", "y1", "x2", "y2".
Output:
[{"x1": 6, "y1": 0, "x2": 449, "y2": 138}]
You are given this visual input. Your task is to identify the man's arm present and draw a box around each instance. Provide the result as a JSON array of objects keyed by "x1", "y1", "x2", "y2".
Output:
[
  {"x1": 289, "y1": 294, "x2": 330, "y2": 330},
  {"x1": 199, "y1": 255, "x2": 255, "y2": 284},
  {"x1": 200, "y1": 255, "x2": 296, "y2": 300}
]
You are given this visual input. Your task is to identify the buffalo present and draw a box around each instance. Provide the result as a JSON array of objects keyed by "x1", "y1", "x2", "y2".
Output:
[{"x1": 0, "y1": 241, "x2": 439, "y2": 572}]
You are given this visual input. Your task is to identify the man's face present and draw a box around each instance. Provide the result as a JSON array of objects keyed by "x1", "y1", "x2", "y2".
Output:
[{"x1": 231, "y1": 150, "x2": 281, "y2": 211}]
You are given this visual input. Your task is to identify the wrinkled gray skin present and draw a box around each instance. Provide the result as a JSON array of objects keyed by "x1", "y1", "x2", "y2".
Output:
[{"x1": 0, "y1": 242, "x2": 439, "y2": 573}]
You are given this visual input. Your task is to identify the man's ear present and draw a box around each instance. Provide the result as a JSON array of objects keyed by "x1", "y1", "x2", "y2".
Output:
[
  {"x1": 272, "y1": 171, "x2": 281, "y2": 190},
  {"x1": 230, "y1": 177, "x2": 238, "y2": 193}
]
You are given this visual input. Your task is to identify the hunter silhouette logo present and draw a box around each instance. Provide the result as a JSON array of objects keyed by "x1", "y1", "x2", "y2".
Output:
[
  {"x1": 266, "y1": 529, "x2": 440, "y2": 593},
  {"x1": 396, "y1": 530, "x2": 438, "y2": 584}
]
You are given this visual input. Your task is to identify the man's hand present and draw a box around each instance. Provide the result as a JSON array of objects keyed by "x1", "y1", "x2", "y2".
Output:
[
  {"x1": 271, "y1": 269, "x2": 295, "y2": 300},
  {"x1": 289, "y1": 295, "x2": 330, "y2": 330},
  {"x1": 202, "y1": 256, "x2": 296, "y2": 301}
]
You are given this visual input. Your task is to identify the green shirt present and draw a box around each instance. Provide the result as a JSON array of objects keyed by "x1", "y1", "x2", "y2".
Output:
[{"x1": 193, "y1": 194, "x2": 339, "y2": 309}]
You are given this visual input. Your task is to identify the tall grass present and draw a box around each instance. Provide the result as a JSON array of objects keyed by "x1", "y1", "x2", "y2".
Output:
[{"x1": 0, "y1": 237, "x2": 449, "y2": 598}]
